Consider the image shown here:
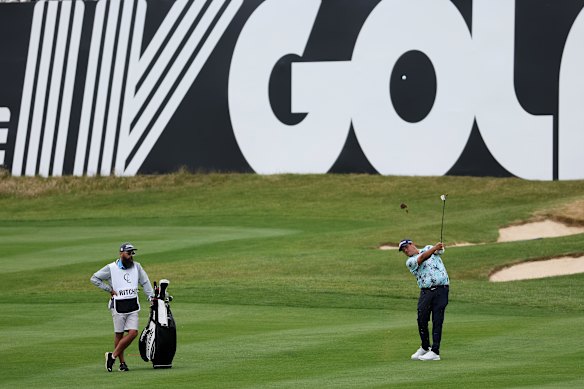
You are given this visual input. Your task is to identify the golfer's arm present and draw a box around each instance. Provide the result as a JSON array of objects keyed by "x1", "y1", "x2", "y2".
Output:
[{"x1": 417, "y1": 249, "x2": 435, "y2": 265}]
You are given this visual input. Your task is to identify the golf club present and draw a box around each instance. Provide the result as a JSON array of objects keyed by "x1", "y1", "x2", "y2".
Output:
[{"x1": 438, "y1": 194, "x2": 447, "y2": 254}]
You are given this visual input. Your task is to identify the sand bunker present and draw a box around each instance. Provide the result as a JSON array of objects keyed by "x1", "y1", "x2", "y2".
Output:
[
  {"x1": 490, "y1": 256, "x2": 584, "y2": 282},
  {"x1": 491, "y1": 220, "x2": 584, "y2": 282},
  {"x1": 498, "y1": 220, "x2": 584, "y2": 242}
]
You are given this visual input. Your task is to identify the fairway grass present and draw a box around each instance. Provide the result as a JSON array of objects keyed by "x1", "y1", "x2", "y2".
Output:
[
  {"x1": 1, "y1": 174, "x2": 584, "y2": 388},
  {"x1": 2, "y1": 302, "x2": 583, "y2": 388}
]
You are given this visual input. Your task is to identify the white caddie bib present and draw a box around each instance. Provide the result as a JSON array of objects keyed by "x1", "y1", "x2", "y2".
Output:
[{"x1": 109, "y1": 262, "x2": 140, "y2": 313}]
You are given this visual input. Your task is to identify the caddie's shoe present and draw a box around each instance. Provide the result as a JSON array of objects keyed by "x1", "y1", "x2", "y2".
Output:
[
  {"x1": 119, "y1": 362, "x2": 129, "y2": 371},
  {"x1": 105, "y1": 352, "x2": 115, "y2": 372},
  {"x1": 410, "y1": 347, "x2": 429, "y2": 360},
  {"x1": 418, "y1": 350, "x2": 441, "y2": 361}
]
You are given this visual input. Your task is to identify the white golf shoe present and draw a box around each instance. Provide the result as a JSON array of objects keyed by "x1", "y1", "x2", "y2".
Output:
[
  {"x1": 418, "y1": 350, "x2": 441, "y2": 361},
  {"x1": 410, "y1": 347, "x2": 429, "y2": 360}
]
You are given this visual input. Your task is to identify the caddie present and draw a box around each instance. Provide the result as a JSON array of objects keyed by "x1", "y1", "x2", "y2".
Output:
[{"x1": 90, "y1": 242, "x2": 154, "y2": 372}]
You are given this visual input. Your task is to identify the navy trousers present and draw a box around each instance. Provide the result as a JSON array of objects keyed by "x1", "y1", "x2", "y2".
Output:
[{"x1": 417, "y1": 285, "x2": 449, "y2": 354}]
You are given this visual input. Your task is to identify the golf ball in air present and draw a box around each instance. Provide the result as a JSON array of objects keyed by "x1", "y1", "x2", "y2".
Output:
[{"x1": 401, "y1": 75, "x2": 407, "y2": 80}]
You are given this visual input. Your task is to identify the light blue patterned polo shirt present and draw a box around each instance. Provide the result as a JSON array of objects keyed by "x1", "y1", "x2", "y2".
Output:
[{"x1": 406, "y1": 245, "x2": 450, "y2": 289}]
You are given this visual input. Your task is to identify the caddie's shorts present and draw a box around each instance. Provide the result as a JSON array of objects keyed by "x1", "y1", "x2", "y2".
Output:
[{"x1": 111, "y1": 309, "x2": 139, "y2": 333}]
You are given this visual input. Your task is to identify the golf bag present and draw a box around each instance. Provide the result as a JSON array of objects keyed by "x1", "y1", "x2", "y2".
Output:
[{"x1": 139, "y1": 279, "x2": 176, "y2": 368}]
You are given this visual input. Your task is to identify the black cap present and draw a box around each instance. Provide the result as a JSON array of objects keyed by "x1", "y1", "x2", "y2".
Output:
[{"x1": 120, "y1": 242, "x2": 137, "y2": 252}]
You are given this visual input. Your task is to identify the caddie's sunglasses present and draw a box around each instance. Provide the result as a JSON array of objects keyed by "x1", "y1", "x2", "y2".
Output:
[{"x1": 126, "y1": 250, "x2": 136, "y2": 256}]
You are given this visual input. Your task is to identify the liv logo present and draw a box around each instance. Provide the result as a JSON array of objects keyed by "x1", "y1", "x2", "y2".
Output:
[{"x1": 11, "y1": 0, "x2": 243, "y2": 177}]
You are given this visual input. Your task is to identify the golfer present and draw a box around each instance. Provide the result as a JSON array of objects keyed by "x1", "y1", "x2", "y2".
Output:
[
  {"x1": 399, "y1": 238, "x2": 449, "y2": 361},
  {"x1": 90, "y1": 243, "x2": 155, "y2": 372}
]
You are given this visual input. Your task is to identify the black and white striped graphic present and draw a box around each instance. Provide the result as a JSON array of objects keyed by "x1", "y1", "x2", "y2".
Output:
[
  {"x1": 12, "y1": 0, "x2": 242, "y2": 177},
  {"x1": 0, "y1": 107, "x2": 9, "y2": 166},
  {"x1": 12, "y1": 1, "x2": 84, "y2": 176}
]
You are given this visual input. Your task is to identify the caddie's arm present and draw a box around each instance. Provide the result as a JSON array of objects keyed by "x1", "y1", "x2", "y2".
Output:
[
  {"x1": 417, "y1": 242, "x2": 444, "y2": 265},
  {"x1": 90, "y1": 265, "x2": 113, "y2": 294},
  {"x1": 136, "y1": 263, "x2": 155, "y2": 301}
]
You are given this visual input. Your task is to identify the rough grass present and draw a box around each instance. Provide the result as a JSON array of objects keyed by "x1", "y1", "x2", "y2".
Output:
[{"x1": 540, "y1": 199, "x2": 584, "y2": 225}]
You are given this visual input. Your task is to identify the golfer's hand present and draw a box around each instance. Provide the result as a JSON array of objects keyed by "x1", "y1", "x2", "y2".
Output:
[{"x1": 434, "y1": 242, "x2": 444, "y2": 251}]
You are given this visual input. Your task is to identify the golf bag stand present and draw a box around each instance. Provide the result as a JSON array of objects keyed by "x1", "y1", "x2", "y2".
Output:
[{"x1": 139, "y1": 279, "x2": 177, "y2": 368}]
